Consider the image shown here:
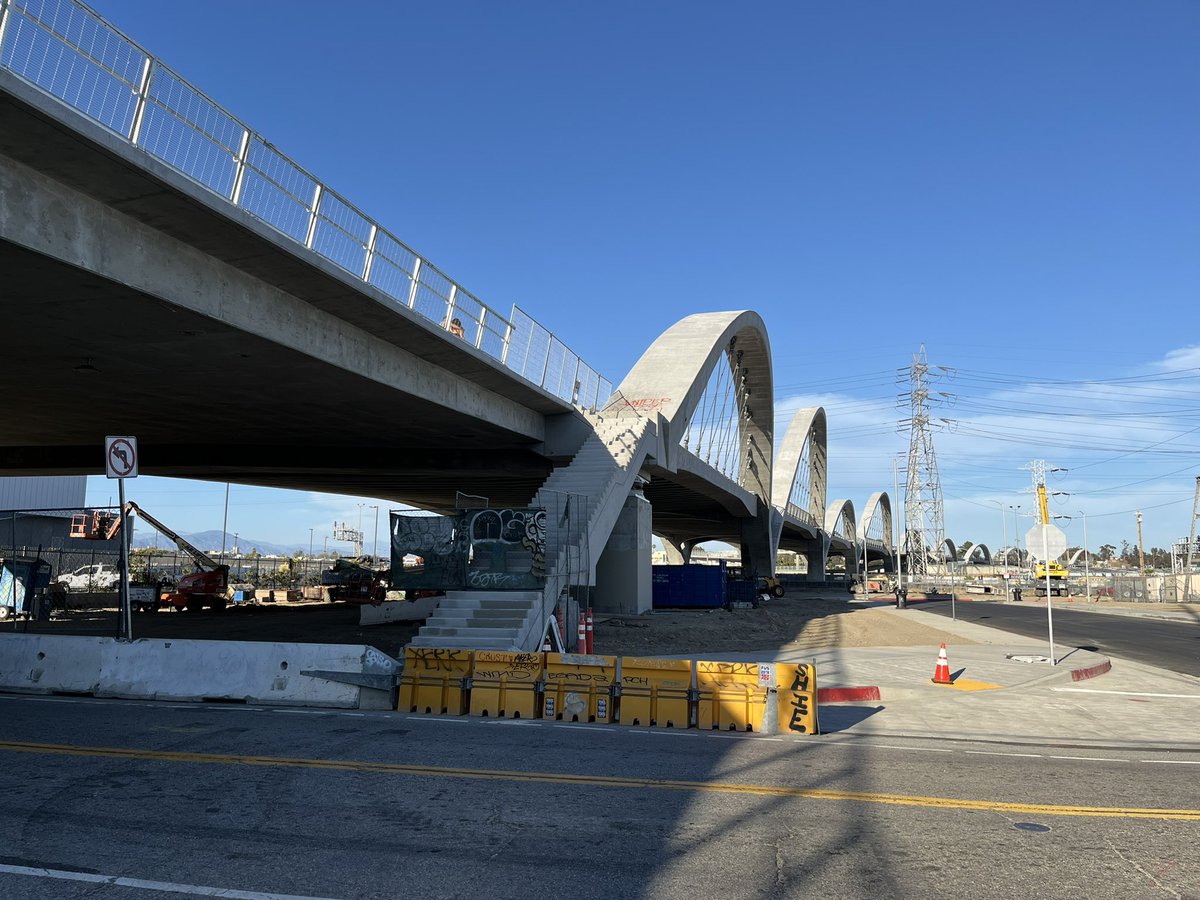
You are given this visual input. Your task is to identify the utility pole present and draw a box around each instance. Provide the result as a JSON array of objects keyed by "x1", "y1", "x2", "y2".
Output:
[
  {"x1": 1136, "y1": 511, "x2": 1146, "y2": 573},
  {"x1": 897, "y1": 345, "x2": 950, "y2": 578},
  {"x1": 1185, "y1": 476, "x2": 1199, "y2": 603}
]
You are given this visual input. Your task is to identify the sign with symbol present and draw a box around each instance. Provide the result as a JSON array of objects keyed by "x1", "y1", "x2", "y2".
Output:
[
  {"x1": 1025, "y1": 524, "x2": 1067, "y2": 562},
  {"x1": 105, "y1": 436, "x2": 138, "y2": 479},
  {"x1": 757, "y1": 663, "x2": 775, "y2": 687}
]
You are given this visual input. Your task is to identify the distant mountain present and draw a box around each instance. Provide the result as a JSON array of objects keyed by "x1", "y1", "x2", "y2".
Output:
[{"x1": 130, "y1": 529, "x2": 307, "y2": 557}]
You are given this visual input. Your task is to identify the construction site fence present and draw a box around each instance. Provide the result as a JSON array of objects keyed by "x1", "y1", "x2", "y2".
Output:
[
  {"x1": 398, "y1": 649, "x2": 820, "y2": 736},
  {"x1": 0, "y1": 0, "x2": 610, "y2": 412},
  {"x1": 924, "y1": 573, "x2": 1200, "y2": 603},
  {"x1": 0, "y1": 543, "x2": 353, "y2": 590}
]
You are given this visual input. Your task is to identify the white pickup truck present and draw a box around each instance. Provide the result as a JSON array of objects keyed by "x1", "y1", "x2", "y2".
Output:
[{"x1": 55, "y1": 564, "x2": 120, "y2": 592}]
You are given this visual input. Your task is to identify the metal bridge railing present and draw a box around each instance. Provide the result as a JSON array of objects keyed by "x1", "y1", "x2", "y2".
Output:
[{"x1": 0, "y1": 0, "x2": 610, "y2": 411}]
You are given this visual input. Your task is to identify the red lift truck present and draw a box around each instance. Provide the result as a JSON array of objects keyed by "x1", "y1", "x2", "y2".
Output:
[{"x1": 72, "y1": 504, "x2": 230, "y2": 612}]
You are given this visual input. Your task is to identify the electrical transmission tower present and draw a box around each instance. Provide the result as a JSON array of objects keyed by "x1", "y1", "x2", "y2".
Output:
[{"x1": 897, "y1": 345, "x2": 950, "y2": 577}]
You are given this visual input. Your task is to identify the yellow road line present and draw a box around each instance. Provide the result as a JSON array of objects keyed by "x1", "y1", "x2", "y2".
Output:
[{"x1": 0, "y1": 739, "x2": 1196, "y2": 821}]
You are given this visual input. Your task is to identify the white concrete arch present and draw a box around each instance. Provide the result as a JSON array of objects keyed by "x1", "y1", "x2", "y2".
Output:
[
  {"x1": 1067, "y1": 547, "x2": 1087, "y2": 566},
  {"x1": 824, "y1": 499, "x2": 857, "y2": 543},
  {"x1": 857, "y1": 491, "x2": 892, "y2": 546},
  {"x1": 940, "y1": 538, "x2": 957, "y2": 562},
  {"x1": 615, "y1": 310, "x2": 774, "y2": 502},
  {"x1": 771, "y1": 406, "x2": 827, "y2": 529},
  {"x1": 962, "y1": 543, "x2": 991, "y2": 564}
]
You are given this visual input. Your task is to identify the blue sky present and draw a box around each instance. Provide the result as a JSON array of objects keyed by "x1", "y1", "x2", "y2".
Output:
[{"x1": 78, "y1": 0, "x2": 1200, "y2": 554}]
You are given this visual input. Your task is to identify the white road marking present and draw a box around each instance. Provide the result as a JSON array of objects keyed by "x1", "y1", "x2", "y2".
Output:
[
  {"x1": 558, "y1": 725, "x2": 615, "y2": 732},
  {"x1": 401, "y1": 716, "x2": 468, "y2": 723},
  {"x1": 271, "y1": 709, "x2": 326, "y2": 715},
  {"x1": 963, "y1": 750, "x2": 1043, "y2": 758},
  {"x1": 1048, "y1": 755, "x2": 1129, "y2": 762},
  {"x1": 646, "y1": 730, "x2": 699, "y2": 737},
  {"x1": 0, "y1": 862, "x2": 340, "y2": 899},
  {"x1": 870, "y1": 744, "x2": 954, "y2": 753},
  {"x1": 1141, "y1": 759, "x2": 1200, "y2": 765},
  {"x1": 1051, "y1": 688, "x2": 1200, "y2": 699}
]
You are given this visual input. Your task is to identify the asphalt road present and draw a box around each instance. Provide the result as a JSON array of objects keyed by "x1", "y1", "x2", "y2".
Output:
[
  {"x1": 0, "y1": 695, "x2": 1197, "y2": 899},
  {"x1": 917, "y1": 600, "x2": 1200, "y2": 676}
]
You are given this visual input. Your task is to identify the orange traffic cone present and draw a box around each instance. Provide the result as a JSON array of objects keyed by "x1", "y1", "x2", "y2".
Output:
[{"x1": 932, "y1": 643, "x2": 953, "y2": 685}]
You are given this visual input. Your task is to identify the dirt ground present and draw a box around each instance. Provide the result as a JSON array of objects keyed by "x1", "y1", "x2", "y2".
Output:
[{"x1": 593, "y1": 593, "x2": 976, "y2": 657}]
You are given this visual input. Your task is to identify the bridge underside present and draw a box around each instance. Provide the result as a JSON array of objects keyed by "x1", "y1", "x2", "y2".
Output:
[
  {"x1": 0, "y1": 238, "x2": 555, "y2": 509},
  {"x1": 0, "y1": 70, "x2": 591, "y2": 512}
]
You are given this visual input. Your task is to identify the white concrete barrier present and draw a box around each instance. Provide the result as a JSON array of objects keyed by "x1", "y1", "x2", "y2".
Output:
[
  {"x1": 359, "y1": 596, "x2": 440, "y2": 626},
  {"x1": 0, "y1": 634, "x2": 399, "y2": 709}
]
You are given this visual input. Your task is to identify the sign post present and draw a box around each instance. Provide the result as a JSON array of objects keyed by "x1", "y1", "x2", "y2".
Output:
[
  {"x1": 105, "y1": 436, "x2": 138, "y2": 641},
  {"x1": 1026, "y1": 522, "x2": 1067, "y2": 665}
]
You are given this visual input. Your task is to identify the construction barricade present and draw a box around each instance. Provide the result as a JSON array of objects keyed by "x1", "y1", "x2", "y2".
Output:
[
  {"x1": 773, "y1": 662, "x2": 820, "y2": 735},
  {"x1": 469, "y1": 651, "x2": 543, "y2": 718},
  {"x1": 617, "y1": 657, "x2": 691, "y2": 727},
  {"x1": 398, "y1": 648, "x2": 473, "y2": 715},
  {"x1": 542, "y1": 653, "x2": 616, "y2": 723},
  {"x1": 696, "y1": 661, "x2": 770, "y2": 731}
]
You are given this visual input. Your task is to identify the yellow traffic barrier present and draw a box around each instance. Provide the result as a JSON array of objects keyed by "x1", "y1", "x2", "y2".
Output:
[
  {"x1": 617, "y1": 657, "x2": 691, "y2": 727},
  {"x1": 543, "y1": 653, "x2": 617, "y2": 723},
  {"x1": 470, "y1": 651, "x2": 542, "y2": 718},
  {"x1": 774, "y1": 662, "x2": 820, "y2": 735},
  {"x1": 696, "y1": 661, "x2": 768, "y2": 732},
  {"x1": 398, "y1": 648, "x2": 473, "y2": 715}
]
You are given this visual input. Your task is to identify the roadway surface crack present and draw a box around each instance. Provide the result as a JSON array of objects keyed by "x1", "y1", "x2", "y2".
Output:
[{"x1": 1105, "y1": 838, "x2": 1182, "y2": 899}]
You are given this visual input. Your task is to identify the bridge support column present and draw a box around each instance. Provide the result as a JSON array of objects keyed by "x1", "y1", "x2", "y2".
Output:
[
  {"x1": 594, "y1": 490, "x2": 652, "y2": 615},
  {"x1": 798, "y1": 538, "x2": 826, "y2": 582},
  {"x1": 739, "y1": 499, "x2": 776, "y2": 577},
  {"x1": 660, "y1": 535, "x2": 694, "y2": 566}
]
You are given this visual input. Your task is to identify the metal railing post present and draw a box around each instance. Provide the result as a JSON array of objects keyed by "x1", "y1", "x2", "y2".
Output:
[
  {"x1": 304, "y1": 184, "x2": 323, "y2": 249},
  {"x1": 444, "y1": 283, "x2": 458, "y2": 329},
  {"x1": 407, "y1": 257, "x2": 422, "y2": 309},
  {"x1": 230, "y1": 128, "x2": 251, "y2": 204},
  {"x1": 500, "y1": 319, "x2": 513, "y2": 366},
  {"x1": 128, "y1": 56, "x2": 155, "y2": 145},
  {"x1": 361, "y1": 224, "x2": 378, "y2": 282},
  {"x1": 475, "y1": 307, "x2": 487, "y2": 350},
  {"x1": 0, "y1": 0, "x2": 13, "y2": 58}
]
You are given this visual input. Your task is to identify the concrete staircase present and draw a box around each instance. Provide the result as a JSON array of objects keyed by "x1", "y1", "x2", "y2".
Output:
[{"x1": 409, "y1": 411, "x2": 653, "y2": 651}]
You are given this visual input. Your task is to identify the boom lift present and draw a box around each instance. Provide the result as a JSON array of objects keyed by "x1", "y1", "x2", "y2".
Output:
[{"x1": 103, "y1": 503, "x2": 230, "y2": 612}]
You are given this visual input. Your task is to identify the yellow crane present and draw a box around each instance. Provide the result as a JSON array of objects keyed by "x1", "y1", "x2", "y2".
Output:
[{"x1": 1032, "y1": 483, "x2": 1068, "y2": 592}]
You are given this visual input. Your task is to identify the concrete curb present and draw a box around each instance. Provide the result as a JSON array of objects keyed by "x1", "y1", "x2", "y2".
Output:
[
  {"x1": 1070, "y1": 659, "x2": 1112, "y2": 682},
  {"x1": 817, "y1": 686, "x2": 882, "y2": 703}
]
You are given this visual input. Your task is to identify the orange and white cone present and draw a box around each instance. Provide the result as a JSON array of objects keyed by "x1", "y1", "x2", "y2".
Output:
[
  {"x1": 577, "y1": 612, "x2": 588, "y2": 654},
  {"x1": 932, "y1": 643, "x2": 953, "y2": 685}
]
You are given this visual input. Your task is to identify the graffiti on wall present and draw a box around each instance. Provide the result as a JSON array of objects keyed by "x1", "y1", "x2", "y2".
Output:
[{"x1": 390, "y1": 507, "x2": 547, "y2": 591}]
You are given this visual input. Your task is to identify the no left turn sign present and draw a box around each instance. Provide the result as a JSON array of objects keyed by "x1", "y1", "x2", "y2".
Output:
[{"x1": 105, "y1": 436, "x2": 138, "y2": 479}]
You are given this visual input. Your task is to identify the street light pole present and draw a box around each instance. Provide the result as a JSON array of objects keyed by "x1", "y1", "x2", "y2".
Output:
[
  {"x1": 996, "y1": 500, "x2": 1009, "y2": 600},
  {"x1": 370, "y1": 505, "x2": 380, "y2": 564},
  {"x1": 1080, "y1": 510, "x2": 1090, "y2": 602}
]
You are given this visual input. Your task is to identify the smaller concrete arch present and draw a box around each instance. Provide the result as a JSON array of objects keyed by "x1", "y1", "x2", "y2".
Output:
[
  {"x1": 940, "y1": 538, "x2": 957, "y2": 562},
  {"x1": 857, "y1": 492, "x2": 892, "y2": 545},
  {"x1": 961, "y1": 543, "x2": 992, "y2": 564},
  {"x1": 824, "y1": 499, "x2": 857, "y2": 543},
  {"x1": 1066, "y1": 547, "x2": 1088, "y2": 566}
]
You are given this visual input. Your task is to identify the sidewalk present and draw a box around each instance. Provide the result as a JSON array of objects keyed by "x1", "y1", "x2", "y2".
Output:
[{"x1": 700, "y1": 605, "x2": 1200, "y2": 751}]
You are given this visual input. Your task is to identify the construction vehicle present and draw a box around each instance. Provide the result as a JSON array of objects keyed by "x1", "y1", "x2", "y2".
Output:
[
  {"x1": 757, "y1": 575, "x2": 786, "y2": 598},
  {"x1": 321, "y1": 557, "x2": 389, "y2": 605},
  {"x1": 1030, "y1": 482, "x2": 1069, "y2": 597},
  {"x1": 73, "y1": 504, "x2": 230, "y2": 612}
]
